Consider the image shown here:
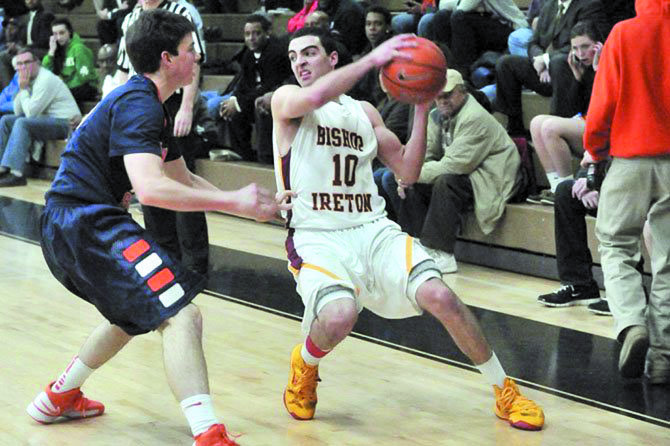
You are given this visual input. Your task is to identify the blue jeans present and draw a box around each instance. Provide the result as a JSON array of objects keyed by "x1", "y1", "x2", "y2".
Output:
[
  {"x1": 201, "y1": 90, "x2": 232, "y2": 120},
  {"x1": 0, "y1": 114, "x2": 70, "y2": 174},
  {"x1": 508, "y1": 27, "x2": 533, "y2": 57}
]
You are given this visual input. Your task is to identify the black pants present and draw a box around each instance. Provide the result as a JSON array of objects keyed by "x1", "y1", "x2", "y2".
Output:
[
  {"x1": 225, "y1": 107, "x2": 274, "y2": 164},
  {"x1": 554, "y1": 180, "x2": 645, "y2": 287},
  {"x1": 141, "y1": 93, "x2": 209, "y2": 275},
  {"x1": 494, "y1": 53, "x2": 576, "y2": 125},
  {"x1": 384, "y1": 173, "x2": 474, "y2": 253},
  {"x1": 554, "y1": 180, "x2": 598, "y2": 287},
  {"x1": 434, "y1": 10, "x2": 514, "y2": 76}
]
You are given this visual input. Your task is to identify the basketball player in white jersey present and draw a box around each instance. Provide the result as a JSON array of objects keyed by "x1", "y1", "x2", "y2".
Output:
[{"x1": 271, "y1": 27, "x2": 545, "y2": 431}]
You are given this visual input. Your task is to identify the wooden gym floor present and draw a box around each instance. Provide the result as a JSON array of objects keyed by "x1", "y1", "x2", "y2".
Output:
[{"x1": 0, "y1": 180, "x2": 668, "y2": 445}]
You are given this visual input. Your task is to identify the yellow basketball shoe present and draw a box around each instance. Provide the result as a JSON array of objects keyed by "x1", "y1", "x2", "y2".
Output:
[
  {"x1": 283, "y1": 343, "x2": 320, "y2": 420},
  {"x1": 494, "y1": 378, "x2": 544, "y2": 430}
]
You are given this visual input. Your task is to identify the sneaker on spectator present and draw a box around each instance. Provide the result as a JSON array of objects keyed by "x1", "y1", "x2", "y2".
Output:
[
  {"x1": 526, "y1": 189, "x2": 553, "y2": 205},
  {"x1": 422, "y1": 246, "x2": 458, "y2": 274},
  {"x1": 540, "y1": 191, "x2": 555, "y2": 206},
  {"x1": 587, "y1": 299, "x2": 612, "y2": 316},
  {"x1": 537, "y1": 284, "x2": 600, "y2": 307}
]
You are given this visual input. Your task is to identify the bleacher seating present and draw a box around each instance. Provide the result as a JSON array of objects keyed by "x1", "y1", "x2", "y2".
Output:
[{"x1": 35, "y1": 0, "x2": 612, "y2": 283}]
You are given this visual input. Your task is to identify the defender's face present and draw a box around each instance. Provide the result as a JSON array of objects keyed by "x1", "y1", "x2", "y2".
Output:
[
  {"x1": 52, "y1": 24, "x2": 71, "y2": 47},
  {"x1": 288, "y1": 35, "x2": 337, "y2": 87},
  {"x1": 244, "y1": 22, "x2": 268, "y2": 52},
  {"x1": 172, "y1": 33, "x2": 199, "y2": 87}
]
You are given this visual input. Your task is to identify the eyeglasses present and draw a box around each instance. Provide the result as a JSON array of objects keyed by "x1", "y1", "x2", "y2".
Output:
[{"x1": 16, "y1": 59, "x2": 35, "y2": 67}]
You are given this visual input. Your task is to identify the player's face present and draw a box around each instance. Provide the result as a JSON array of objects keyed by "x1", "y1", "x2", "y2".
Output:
[
  {"x1": 571, "y1": 35, "x2": 596, "y2": 66},
  {"x1": 365, "y1": 12, "x2": 389, "y2": 47},
  {"x1": 171, "y1": 33, "x2": 199, "y2": 87},
  {"x1": 244, "y1": 22, "x2": 268, "y2": 52},
  {"x1": 52, "y1": 24, "x2": 71, "y2": 47},
  {"x1": 288, "y1": 35, "x2": 337, "y2": 87}
]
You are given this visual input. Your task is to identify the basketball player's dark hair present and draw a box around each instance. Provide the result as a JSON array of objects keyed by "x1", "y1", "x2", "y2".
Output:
[
  {"x1": 126, "y1": 9, "x2": 195, "y2": 74},
  {"x1": 570, "y1": 20, "x2": 602, "y2": 42},
  {"x1": 365, "y1": 5, "x2": 392, "y2": 26},
  {"x1": 290, "y1": 26, "x2": 338, "y2": 56},
  {"x1": 246, "y1": 13, "x2": 272, "y2": 32}
]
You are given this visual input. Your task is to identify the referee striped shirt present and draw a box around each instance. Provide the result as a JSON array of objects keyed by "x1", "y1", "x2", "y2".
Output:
[{"x1": 117, "y1": 1, "x2": 206, "y2": 76}]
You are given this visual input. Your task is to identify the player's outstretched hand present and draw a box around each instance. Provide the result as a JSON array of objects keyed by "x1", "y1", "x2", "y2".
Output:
[
  {"x1": 236, "y1": 183, "x2": 294, "y2": 222},
  {"x1": 368, "y1": 34, "x2": 417, "y2": 69}
]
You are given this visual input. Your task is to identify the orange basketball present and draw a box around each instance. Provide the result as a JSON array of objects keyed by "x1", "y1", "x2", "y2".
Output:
[{"x1": 381, "y1": 37, "x2": 447, "y2": 104}]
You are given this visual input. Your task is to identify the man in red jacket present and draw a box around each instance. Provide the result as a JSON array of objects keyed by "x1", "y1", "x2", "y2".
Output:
[{"x1": 583, "y1": 0, "x2": 670, "y2": 384}]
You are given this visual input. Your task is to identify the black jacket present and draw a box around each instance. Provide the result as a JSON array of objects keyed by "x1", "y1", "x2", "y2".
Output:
[
  {"x1": 232, "y1": 36, "x2": 292, "y2": 114},
  {"x1": 18, "y1": 6, "x2": 55, "y2": 50},
  {"x1": 528, "y1": 0, "x2": 608, "y2": 59}
]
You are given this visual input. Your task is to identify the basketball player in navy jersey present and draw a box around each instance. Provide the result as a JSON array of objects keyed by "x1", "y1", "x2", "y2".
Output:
[
  {"x1": 26, "y1": 10, "x2": 290, "y2": 446},
  {"x1": 272, "y1": 27, "x2": 544, "y2": 431}
]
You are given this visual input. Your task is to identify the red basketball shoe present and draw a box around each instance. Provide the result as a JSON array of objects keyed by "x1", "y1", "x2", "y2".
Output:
[
  {"x1": 26, "y1": 381, "x2": 105, "y2": 423},
  {"x1": 193, "y1": 423, "x2": 240, "y2": 446}
]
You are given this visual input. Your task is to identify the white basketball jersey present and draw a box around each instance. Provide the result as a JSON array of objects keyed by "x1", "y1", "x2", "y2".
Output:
[{"x1": 275, "y1": 94, "x2": 386, "y2": 230}]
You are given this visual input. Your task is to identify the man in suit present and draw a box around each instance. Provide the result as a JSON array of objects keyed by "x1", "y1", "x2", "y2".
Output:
[
  {"x1": 218, "y1": 14, "x2": 291, "y2": 164},
  {"x1": 494, "y1": 0, "x2": 607, "y2": 134}
]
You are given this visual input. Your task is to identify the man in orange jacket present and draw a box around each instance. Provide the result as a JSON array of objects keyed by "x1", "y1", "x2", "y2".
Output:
[{"x1": 583, "y1": 0, "x2": 670, "y2": 384}]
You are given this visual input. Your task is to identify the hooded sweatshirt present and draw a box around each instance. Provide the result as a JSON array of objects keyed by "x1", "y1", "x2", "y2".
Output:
[
  {"x1": 42, "y1": 33, "x2": 99, "y2": 90},
  {"x1": 584, "y1": 0, "x2": 670, "y2": 160}
]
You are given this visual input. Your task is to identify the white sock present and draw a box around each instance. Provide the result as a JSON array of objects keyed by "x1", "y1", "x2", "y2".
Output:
[
  {"x1": 180, "y1": 394, "x2": 218, "y2": 437},
  {"x1": 51, "y1": 356, "x2": 95, "y2": 393},
  {"x1": 476, "y1": 352, "x2": 507, "y2": 388},
  {"x1": 301, "y1": 342, "x2": 322, "y2": 366},
  {"x1": 10, "y1": 169, "x2": 23, "y2": 177},
  {"x1": 546, "y1": 172, "x2": 560, "y2": 192}
]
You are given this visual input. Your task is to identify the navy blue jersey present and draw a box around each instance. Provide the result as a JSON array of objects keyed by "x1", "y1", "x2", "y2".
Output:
[{"x1": 47, "y1": 75, "x2": 181, "y2": 206}]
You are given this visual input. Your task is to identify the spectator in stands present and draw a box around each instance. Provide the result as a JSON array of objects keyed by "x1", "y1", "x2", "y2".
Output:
[
  {"x1": 584, "y1": 0, "x2": 669, "y2": 383},
  {"x1": 43, "y1": 18, "x2": 99, "y2": 105},
  {"x1": 380, "y1": 70, "x2": 522, "y2": 273},
  {"x1": 526, "y1": 21, "x2": 601, "y2": 206},
  {"x1": 494, "y1": 0, "x2": 607, "y2": 135},
  {"x1": 536, "y1": 154, "x2": 604, "y2": 309},
  {"x1": 0, "y1": 46, "x2": 80, "y2": 187},
  {"x1": 348, "y1": 5, "x2": 393, "y2": 105},
  {"x1": 117, "y1": 0, "x2": 209, "y2": 275},
  {"x1": 98, "y1": 43, "x2": 120, "y2": 98},
  {"x1": 304, "y1": 10, "x2": 329, "y2": 28},
  {"x1": 94, "y1": 1, "x2": 136, "y2": 45},
  {"x1": 217, "y1": 13, "x2": 291, "y2": 164},
  {"x1": 0, "y1": 0, "x2": 55, "y2": 90},
  {"x1": 507, "y1": 0, "x2": 546, "y2": 56},
  {"x1": 17, "y1": 0, "x2": 54, "y2": 52},
  {"x1": 0, "y1": 16, "x2": 21, "y2": 88},
  {"x1": 317, "y1": 0, "x2": 366, "y2": 55},
  {"x1": 287, "y1": 0, "x2": 319, "y2": 33},
  {"x1": 0, "y1": 72, "x2": 19, "y2": 116},
  {"x1": 391, "y1": 0, "x2": 437, "y2": 37},
  {"x1": 430, "y1": 0, "x2": 528, "y2": 78}
]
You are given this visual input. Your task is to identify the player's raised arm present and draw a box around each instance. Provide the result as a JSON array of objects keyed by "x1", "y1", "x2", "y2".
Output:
[{"x1": 271, "y1": 30, "x2": 416, "y2": 121}]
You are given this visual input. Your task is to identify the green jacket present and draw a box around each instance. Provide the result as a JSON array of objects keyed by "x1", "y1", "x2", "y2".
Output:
[
  {"x1": 419, "y1": 95, "x2": 521, "y2": 234},
  {"x1": 42, "y1": 33, "x2": 99, "y2": 90}
]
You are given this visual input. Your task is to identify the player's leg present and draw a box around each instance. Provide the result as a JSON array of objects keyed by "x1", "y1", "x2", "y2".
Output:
[
  {"x1": 27, "y1": 321, "x2": 131, "y2": 424},
  {"x1": 415, "y1": 279, "x2": 544, "y2": 430},
  {"x1": 156, "y1": 303, "x2": 238, "y2": 445},
  {"x1": 283, "y1": 230, "x2": 360, "y2": 421}
]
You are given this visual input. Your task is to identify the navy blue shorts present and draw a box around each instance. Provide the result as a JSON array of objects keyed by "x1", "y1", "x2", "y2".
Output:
[{"x1": 40, "y1": 202, "x2": 206, "y2": 335}]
